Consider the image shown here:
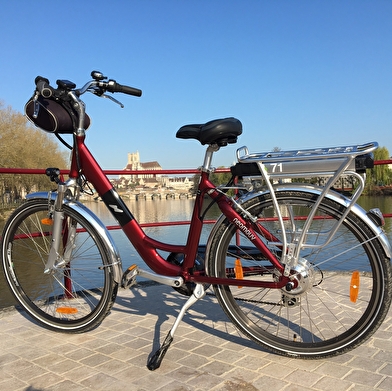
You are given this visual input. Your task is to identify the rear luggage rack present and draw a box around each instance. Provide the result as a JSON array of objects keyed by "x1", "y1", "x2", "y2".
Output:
[
  {"x1": 230, "y1": 142, "x2": 378, "y2": 277},
  {"x1": 232, "y1": 142, "x2": 377, "y2": 179}
]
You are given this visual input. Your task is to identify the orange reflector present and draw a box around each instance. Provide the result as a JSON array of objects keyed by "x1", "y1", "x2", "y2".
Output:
[
  {"x1": 56, "y1": 307, "x2": 78, "y2": 314},
  {"x1": 350, "y1": 271, "x2": 360, "y2": 303},
  {"x1": 41, "y1": 218, "x2": 53, "y2": 225},
  {"x1": 234, "y1": 259, "x2": 243, "y2": 289}
]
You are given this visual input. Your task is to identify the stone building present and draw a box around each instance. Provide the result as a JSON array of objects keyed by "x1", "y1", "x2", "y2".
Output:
[
  {"x1": 120, "y1": 151, "x2": 162, "y2": 187},
  {"x1": 116, "y1": 152, "x2": 192, "y2": 192}
]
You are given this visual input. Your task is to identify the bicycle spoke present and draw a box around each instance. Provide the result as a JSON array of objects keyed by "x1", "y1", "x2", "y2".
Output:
[
  {"x1": 2, "y1": 200, "x2": 117, "y2": 331},
  {"x1": 209, "y1": 190, "x2": 391, "y2": 358}
]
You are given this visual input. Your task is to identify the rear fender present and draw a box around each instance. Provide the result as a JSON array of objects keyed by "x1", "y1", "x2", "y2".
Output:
[{"x1": 205, "y1": 185, "x2": 391, "y2": 271}]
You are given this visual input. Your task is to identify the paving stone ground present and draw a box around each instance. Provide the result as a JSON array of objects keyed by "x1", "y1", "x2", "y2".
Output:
[{"x1": 1, "y1": 283, "x2": 392, "y2": 391}]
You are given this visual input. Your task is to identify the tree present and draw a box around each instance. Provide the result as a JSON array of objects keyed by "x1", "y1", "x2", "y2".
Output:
[
  {"x1": 372, "y1": 147, "x2": 392, "y2": 185},
  {"x1": 364, "y1": 146, "x2": 392, "y2": 193},
  {"x1": 191, "y1": 167, "x2": 233, "y2": 195},
  {"x1": 0, "y1": 102, "x2": 68, "y2": 201}
]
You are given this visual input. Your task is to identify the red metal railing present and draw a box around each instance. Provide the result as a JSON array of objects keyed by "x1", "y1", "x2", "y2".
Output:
[{"x1": 1, "y1": 162, "x2": 392, "y2": 225}]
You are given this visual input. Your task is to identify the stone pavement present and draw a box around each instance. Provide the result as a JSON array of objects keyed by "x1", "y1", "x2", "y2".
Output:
[{"x1": 0, "y1": 283, "x2": 392, "y2": 391}]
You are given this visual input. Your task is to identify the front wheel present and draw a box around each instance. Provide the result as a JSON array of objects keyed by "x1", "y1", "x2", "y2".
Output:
[
  {"x1": 208, "y1": 190, "x2": 391, "y2": 358},
  {"x1": 1, "y1": 199, "x2": 118, "y2": 332}
]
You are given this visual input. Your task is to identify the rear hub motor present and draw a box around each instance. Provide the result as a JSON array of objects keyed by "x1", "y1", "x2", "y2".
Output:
[{"x1": 281, "y1": 258, "x2": 322, "y2": 307}]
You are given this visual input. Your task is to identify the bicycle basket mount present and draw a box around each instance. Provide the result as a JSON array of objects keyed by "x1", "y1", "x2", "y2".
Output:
[{"x1": 25, "y1": 94, "x2": 90, "y2": 134}]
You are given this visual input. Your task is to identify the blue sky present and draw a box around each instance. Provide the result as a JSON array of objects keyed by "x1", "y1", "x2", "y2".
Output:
[{"x1": 1, "y1": 1, "x2": 391, "y2": 169}]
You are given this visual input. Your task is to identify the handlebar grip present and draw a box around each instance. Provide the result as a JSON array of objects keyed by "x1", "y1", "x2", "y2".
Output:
[
  {"x1": 107, "y1": 80, "x2": 142, "y2": 97},
  {"x1": 35, "y1": 76, "x2": 53, "y2": 98}
]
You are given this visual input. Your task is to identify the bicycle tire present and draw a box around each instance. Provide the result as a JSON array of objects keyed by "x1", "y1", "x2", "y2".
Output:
[
  {"x1": 208, "y1": 190, "x2": 391, "y2": 358},
  {"x1": 1, "y1": 199, "x2": 118, "y2": 332}
]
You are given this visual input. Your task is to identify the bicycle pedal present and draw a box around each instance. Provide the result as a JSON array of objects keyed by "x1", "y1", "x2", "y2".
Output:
[{"x1": 121, "y1": 264, "x2": 139, "y2": 289}]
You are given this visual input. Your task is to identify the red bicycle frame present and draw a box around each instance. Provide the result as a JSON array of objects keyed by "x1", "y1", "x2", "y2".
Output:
[{"x1": 69, "y1": 132, "x2": 290, "y2": 289}]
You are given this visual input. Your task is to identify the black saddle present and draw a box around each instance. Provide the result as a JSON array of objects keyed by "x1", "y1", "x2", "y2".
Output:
[{"x1": 176, "y1": 117, "x2": 242, "y2": 146}]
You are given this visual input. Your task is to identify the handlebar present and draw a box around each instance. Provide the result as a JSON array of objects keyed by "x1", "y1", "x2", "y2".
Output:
[
  {"x1": 34, "y1": 71, "x2": 142, "y2": 100},
  {"x1": 31, "y1": 71, "x2": 142, "y2": 138},
  {"x1": 35, "y1": 76, "x2": 54, "y2": 98},
  {"x1": 106, "y1": 80, "x2": 142, "y2": 96}
]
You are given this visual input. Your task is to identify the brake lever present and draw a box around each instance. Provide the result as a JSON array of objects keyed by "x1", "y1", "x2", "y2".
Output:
[
  {"x1": 87, "y1": 87, "x2": 124, "y2": 108},
  {"x1": 101, "y1": 93, "x2": 124, "y2": 108},
  {"x1": 32, "y1": 93, "x2": 40, "y2": 118}
]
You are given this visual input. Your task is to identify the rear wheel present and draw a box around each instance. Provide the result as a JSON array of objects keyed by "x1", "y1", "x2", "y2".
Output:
[
  {"x1": 1, "y1": 199, "x2": 118, "y2": 332},
  {"x1": 208, "y1": 190, "x2": 391, "y2": 358}
]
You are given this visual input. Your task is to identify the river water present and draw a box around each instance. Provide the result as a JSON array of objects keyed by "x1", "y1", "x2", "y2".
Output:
[{"x1": 0, "y1": 195, "x2": 391, "y2": 309}]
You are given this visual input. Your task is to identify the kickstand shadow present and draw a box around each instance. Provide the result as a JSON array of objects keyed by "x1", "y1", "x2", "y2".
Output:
[{"x1": 113, "y1": 282, "x2": 266, "y2": 361}]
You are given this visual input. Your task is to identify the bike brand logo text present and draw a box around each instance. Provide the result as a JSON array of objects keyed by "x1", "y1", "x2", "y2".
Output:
[{"x1": 232, "y1": 218, "x2": 256, "y2": 240}]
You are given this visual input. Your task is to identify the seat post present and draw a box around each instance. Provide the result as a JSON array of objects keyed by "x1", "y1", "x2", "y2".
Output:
[{"x1": 201, "y1": 144, "x2": 220, "y2": 172}]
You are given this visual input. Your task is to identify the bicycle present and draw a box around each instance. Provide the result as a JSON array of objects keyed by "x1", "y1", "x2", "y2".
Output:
[{"x1": 1, "y1": 71, "x2": 391, "y2": 371}]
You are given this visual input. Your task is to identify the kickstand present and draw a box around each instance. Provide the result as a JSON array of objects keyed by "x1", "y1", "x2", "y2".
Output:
[{"x1": 147, "y1": 283, "x2": 206, "y2": 370}]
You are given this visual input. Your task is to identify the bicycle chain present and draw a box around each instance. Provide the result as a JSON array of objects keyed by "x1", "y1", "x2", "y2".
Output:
[{"x1": 206, "y1": 291, "x2": 282, "y2": 306}]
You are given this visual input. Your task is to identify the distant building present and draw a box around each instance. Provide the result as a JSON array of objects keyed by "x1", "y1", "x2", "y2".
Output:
[
  {"x1": 121, "y1": 151, "x2": 162, "y2": 186},
  {"x1": 116, "y1": 152, "x2": 193, "y2": 192},
  {"x1": 163, "y1": 176, "x2": 192, "y2": 191}
]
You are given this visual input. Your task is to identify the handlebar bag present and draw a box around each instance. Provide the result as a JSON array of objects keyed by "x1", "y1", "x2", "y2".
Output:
[{"x1": 25, "y1": 95, "x2": 90, "y2": 133}]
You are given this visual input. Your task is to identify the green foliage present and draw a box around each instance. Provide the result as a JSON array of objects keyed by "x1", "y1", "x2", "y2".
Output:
[
  {"x1": 209, "y1": 169, "x2": 233, "y2": 187},
  {"x1": 191, "y1": 167, "x2": 233, "y2": 195},
  {"x1": 364, "y1": 146, "x2": 391, "y2": 194},
  {"x1": 0, "y1": 101, "x2": 68, "y2": 201},
  {"x1": 372, "y1": 147, "x2": 392, "y2": 185}
]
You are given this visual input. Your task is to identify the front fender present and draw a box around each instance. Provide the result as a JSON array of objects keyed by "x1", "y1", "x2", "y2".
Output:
[{"x1": 26, "y1": 192, "x2": 123, "y2": 284}]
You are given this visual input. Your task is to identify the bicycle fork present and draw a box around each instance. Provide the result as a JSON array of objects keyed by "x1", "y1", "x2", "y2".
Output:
[{"x1": 43, "y1": 181, "x2": 77, "y2": 281}]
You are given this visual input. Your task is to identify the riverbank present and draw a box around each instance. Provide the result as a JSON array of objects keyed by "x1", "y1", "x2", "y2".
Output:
[
  {"x1": 365, "y1": 186, "x2": 392, "y2": 196},
  {"x1": 0, "y1": 208, "x2": 13, "y2": 221},
  {"x1": 0, "y1": 200, "x2": 23, "y2": 221}
]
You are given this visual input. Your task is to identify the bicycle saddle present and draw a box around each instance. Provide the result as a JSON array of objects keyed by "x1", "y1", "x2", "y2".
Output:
[{"x1": 176, "y1": 117, "x2": 242, "y2": 146}]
